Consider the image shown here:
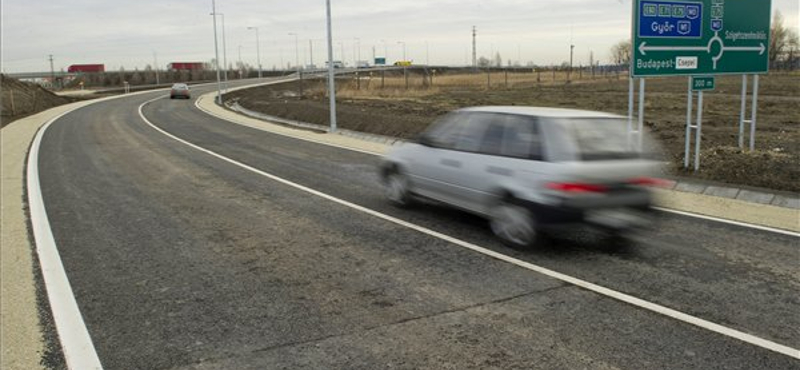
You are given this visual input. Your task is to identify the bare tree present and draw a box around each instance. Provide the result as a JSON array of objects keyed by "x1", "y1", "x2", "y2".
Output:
[
  {"x1": 610, "y1": 40, "x2": 632, "y2": 66},
  {"x1": 477, "y1": 56, "x2": 490, "y2": 68},
  {"x1": 769, "y1": 11, "x2": 789, "y2": 67}
]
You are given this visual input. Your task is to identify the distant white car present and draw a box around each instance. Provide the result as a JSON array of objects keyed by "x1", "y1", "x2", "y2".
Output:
[
  {"x1": 170, "y1": 83, "x2": 190, "y2": 99},
  {"x1": 380, "y1": 106, "x2": 664, "y2": 248}
]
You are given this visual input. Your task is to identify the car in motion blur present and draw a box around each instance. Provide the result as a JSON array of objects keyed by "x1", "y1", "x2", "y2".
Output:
[
  {"x1": 170, "y1": 83, "x2": 191, "y2": 99},
  {"x1": 379, "y1": 106, "x2": 664, "y2": 248}
]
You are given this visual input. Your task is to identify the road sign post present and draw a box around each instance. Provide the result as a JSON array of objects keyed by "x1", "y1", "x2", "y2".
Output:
[
  {"x1": 691, "y1": 76, "x2": 715, "y2": 91},
  {"x1": 632, "y1": 0, "x2": 771, "y2": 169},
  {"x1": 633, "y1": 0, "x2": 770, "y2": 77}
]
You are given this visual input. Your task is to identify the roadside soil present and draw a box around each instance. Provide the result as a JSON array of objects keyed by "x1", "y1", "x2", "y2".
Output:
[
  {"x1": 1, "y1": 74, "x2": 79, "y2": 128},
  {"x1": 226, "y1": 70, "x2": 799, "y2": 192}
]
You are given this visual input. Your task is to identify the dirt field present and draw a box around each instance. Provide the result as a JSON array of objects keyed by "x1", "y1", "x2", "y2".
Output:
[
  {"x1": 225, "y1": 69, "x2": 799, "y2": 192},
  {"x1": 1, "y1": 74, "x2": 77, "y2": 128}
]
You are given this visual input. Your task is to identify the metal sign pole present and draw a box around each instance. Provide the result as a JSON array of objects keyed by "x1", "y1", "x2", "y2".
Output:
[
  {"x1": 738, "y1": 75, "x2": 748, "y2": 148},
  {"x1": 749, "y1": 74, "x2": 759, "y2": 151},
  {"x1": 628, "y1": 77, "x2": 634, "y2": 148},
  {"x1": 694, "y1": 90, "x2": 704, "y2": 171},
  {"x1": 685, "y1": 77, "x2": 693, "y2": 168},
  {"x1": 638, "y1": 78, "x2": 645, "y2": 151}
]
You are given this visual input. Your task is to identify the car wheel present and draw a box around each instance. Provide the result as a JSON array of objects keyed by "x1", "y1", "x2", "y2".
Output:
[
  {"x1": 385, "y1": 170, "x2": 413, "y2": 207},
  {"x1": 490, "y1": 198, "x2": 537, "y2": 249}
]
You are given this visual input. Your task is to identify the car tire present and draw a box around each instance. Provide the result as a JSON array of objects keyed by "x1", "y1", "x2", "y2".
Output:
[
  {"x1": 489, "y1": 197, "x2": 537, "y2": 249},
  {"x1": 385, "y1": 169, "x2": 414, "y2": 207}
]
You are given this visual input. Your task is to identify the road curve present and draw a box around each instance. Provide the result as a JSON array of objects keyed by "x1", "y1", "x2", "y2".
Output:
[{"x1": 33, "y1": 80, "x2": 799, "y2": 369}]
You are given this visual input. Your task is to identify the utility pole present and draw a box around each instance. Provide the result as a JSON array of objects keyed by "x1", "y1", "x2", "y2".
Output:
[
  {"x1": 48, "y1": 54, "x2": 55, "y2": 88},
  {"x1": 211, "y1": 0, "x2": 222, "y2": 104},
  {"x1": 426, "y1": 41, "x2": 429, "y2": 65},
  {"x1": 472, "y1": 26, "x2": 477, "y2": 71},
  {"x1": 309, "y1": 39, "x2": 314, "y2": 68},
  {"x1": 289, "y1": 33, "x2": 300, "y2": 70},
  {"x1": 247, "y1": 27, "x2": 262, "y2": 78},
  {"x1": 568, "y1": 26, "x2": 574, "y2": 82},
  {"x1": 153, "y1": 52, "x2": 160, "y2": 85}
]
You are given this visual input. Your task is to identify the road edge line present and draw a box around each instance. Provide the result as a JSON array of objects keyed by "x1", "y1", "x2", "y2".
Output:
[
  {"x1": 27, "y1": 113, "x2": 104, "y2": 369},
  {"x1": 141, "y1": 97, "x2": 800, "y2": 360}
]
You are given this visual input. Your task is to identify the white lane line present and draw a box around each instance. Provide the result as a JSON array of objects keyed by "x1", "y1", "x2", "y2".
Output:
[
  {"x1": 141, "y1": 97, "x2": 800, "y2": 360},
  {"x1": 193, "y1": 91, "x2": 798, "y2": 237},
  {"x1": 194, "y1": 95, "x2": 383, "y2": 157},
  {"x1": 654, "y1": 207, "x2": 800, "y2": 238},
  {"x1": 28, "y1": 113, "x2": 104, "y2": 369}
]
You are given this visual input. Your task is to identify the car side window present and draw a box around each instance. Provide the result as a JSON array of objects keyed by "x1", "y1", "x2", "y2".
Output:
[
  {"x1": 478, "y1": 114, "x2": 542, "y2": 160},
  {"x1": 452, "y1": 113, "x2": 490, "y2": 152},
  {"x1": 502, "y1": 115, "x2": 542, "y2": 160},
  {"x1": 420, "y1": 113, "x2": 463, "y2": 149}
]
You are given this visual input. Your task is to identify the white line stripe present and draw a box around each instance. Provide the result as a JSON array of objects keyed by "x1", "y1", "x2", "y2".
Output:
[
  {"x1": 654, "y1": 207, "x2": 800, "y2": 238},
  {"x1": 192, "y1": 91, "x2": 383, "y2": 157},
  {"x1": 28, "y1": 113, "x2": 104, "y2": 369},
  {"x1": 141, "y1": 97, "x2": 800, "y2": 360},
  {"x1": 192, "y1": 89, "x2": 799, "y2": 237}
]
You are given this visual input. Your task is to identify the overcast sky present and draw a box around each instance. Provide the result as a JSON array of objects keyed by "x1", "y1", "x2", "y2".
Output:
[{"x1": 2, "y1": 0, "x2": 797, "y2": 73}]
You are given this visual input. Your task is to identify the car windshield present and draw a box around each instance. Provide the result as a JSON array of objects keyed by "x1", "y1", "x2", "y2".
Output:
[{"x1": 557, "y1": 117, "x2": 639, "y2": 161}]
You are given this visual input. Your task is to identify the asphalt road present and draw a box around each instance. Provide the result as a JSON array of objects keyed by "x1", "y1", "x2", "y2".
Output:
[{"x1": 35, "y1": 80, "x2": 799, "y2": 369}]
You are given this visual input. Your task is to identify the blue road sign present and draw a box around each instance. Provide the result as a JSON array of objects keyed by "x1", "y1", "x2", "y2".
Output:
[{"x1": 639, "y1": 0, "x2": 703, "y2": 39}]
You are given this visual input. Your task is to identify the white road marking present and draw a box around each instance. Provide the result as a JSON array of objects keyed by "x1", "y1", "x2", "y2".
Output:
[
  {"x1": 193, "y1": 90, "x2": 798, "y2": 237},
  {"x1": 654, "y1": 207, "x2": 800, "y2": 238},
  {"x1": 193, "y1": 94, "x2": 383, "y2": 157},
  {"x1": 21, "y1": 80, "x2": 273, "y2": 370},
  {"x1": 141, "y1": 97, "x2": 800, "y2": 360},
  {"x1": 28, "y1": 113, "x2": 104, "y2": 369}
]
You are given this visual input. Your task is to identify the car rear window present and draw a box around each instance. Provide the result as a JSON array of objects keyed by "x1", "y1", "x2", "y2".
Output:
[{"x1": 557, "y1": 118, "x2": 640, "y2": 161}]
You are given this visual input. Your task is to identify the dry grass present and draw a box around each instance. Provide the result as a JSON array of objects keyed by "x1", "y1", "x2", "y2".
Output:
[{"x1": 334, "y1": 69, "x2": 628, "y2": 100}]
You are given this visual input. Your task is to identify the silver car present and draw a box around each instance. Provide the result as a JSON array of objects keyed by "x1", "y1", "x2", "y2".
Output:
[{"x1": 379, "y1": 106, "x2": 664, "y2": 248}]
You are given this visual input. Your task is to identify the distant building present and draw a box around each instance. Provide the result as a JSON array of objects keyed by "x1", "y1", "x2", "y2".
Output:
[
  {"x1": 67, "y1": 64, "x2": 105, "y2": 73},
  {"x1": 167, "y1": 62, "x2": 205, "y2": 71}
]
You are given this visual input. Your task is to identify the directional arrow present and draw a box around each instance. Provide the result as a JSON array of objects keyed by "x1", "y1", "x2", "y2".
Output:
[
  {"x1": 638, "y1": 42, "x2": 709, "y2": 56},
  {"x1": 723, "y1": 43, "x2": 766, "y2": 55}
]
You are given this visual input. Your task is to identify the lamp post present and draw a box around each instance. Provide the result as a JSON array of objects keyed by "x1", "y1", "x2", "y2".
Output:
[
  {"x1": 247, "y1": 26, "x2": 262, "y2": 78},
  {"x1": 325, "y1": 0, "x2": 337, "y2": 132},
  {"x1": 210, "y1": 0, "x2": 222, "y2": 104},
  {"x1": 354, "y1": 37, "x2": 360, "y2": 66},
  {"x1": 211, "y1": 12, "x2": 228, "y2": 85},
  {"x1": 289, "y1": 33, "x2": 300, "y2": 71},
  {"x1": 308, "y1": 39, "x2": 314, "y2": 68},
  {"x1": 397, "y1": 41, "x2": 406, "y2": 62}
]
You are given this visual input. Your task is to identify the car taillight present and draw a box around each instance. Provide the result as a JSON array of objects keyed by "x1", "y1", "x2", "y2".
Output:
[
  {"x1": 628, "y1": 177, "x2": 673, "y2": 188},
  {"x1": 546, "y1": 182, "x2": 608, "y2": 193}
]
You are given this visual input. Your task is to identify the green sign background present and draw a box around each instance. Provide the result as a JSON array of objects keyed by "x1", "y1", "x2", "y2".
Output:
[{"x1": 632, "y1": 0, "x2": 771, "y2": 77}]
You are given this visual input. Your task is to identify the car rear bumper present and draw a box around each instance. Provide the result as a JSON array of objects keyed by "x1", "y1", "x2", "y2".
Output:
[{"x1": 525, "y1": 191, "x2": 654, "y2": 231}]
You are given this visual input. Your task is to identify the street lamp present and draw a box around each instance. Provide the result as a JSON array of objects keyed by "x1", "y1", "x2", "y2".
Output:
[
  {"x1": 325, "y1": 0, "x2": 337, "y2": 132},
  {"x1": 397, "y1": 41, "x2": 406, "y2": 61},
  {"x1": 381, "y1": 39, "x2": 388, "y2": 62},
  {"x1": 247, "y1": 26, "x2": 262, "y2": 78},
  {"x1": 289, "y1": 32, "x2": 300, "y2": 71},
  {"x1": 210, "y1": 12, "x2": 228, "y2": 84},
  {"x1": 210, "y1": 0, "x2": 222, "y2": 104},
  {"x1": 354, "y1": 37, "x2": 360, "y2": 66}
]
